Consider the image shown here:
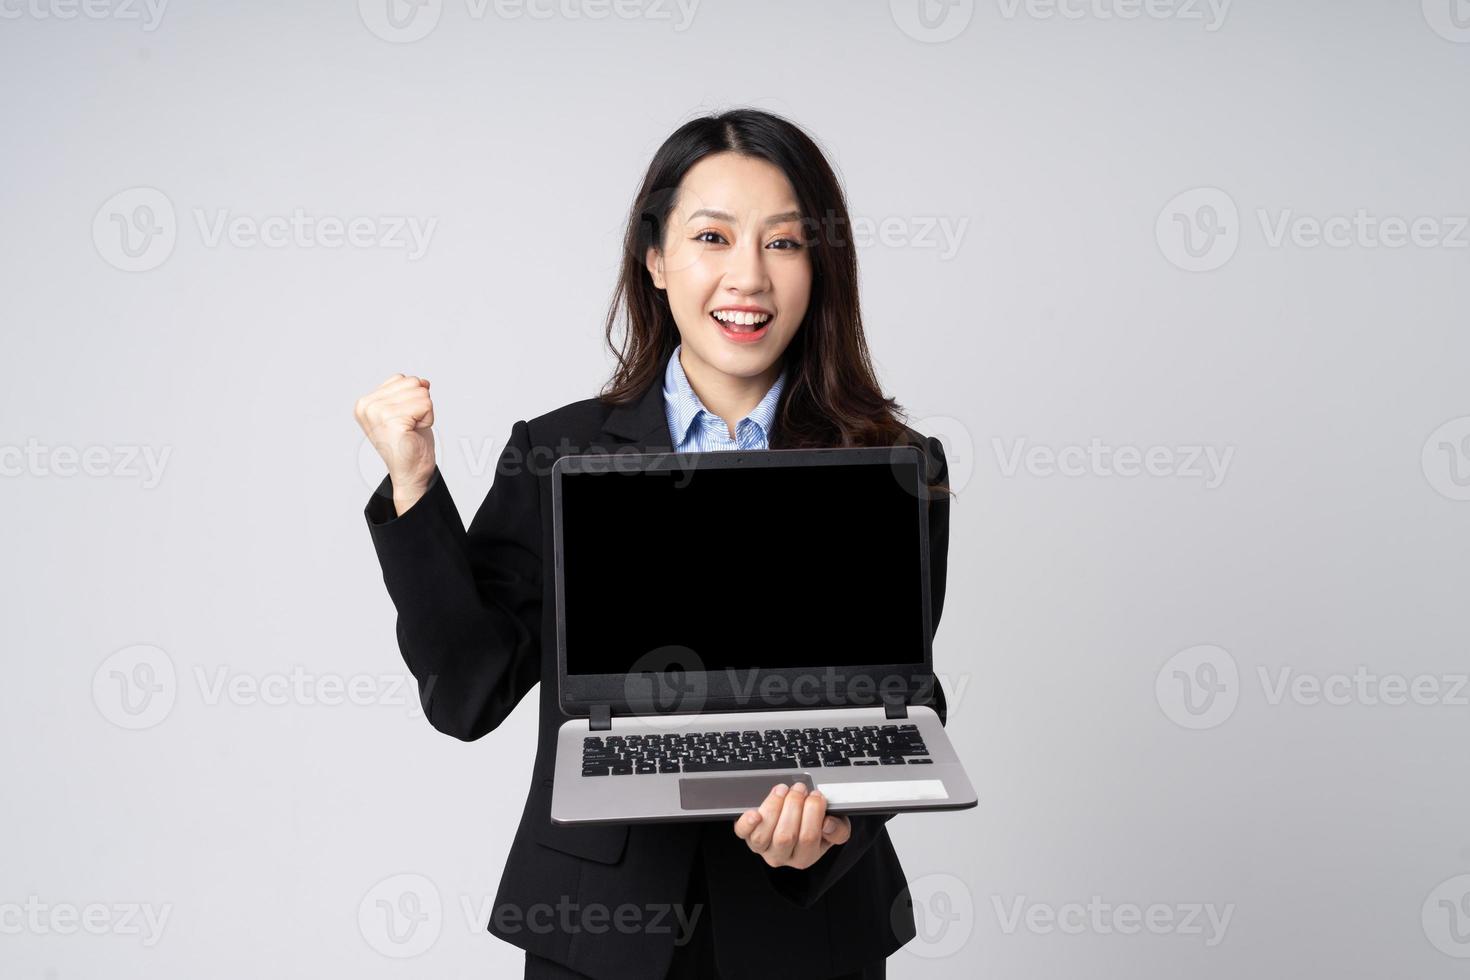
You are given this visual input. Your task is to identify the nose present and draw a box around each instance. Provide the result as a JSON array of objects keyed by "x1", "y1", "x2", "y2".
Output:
[{"x1": 723, "y1": 237, "x2": 769, "y2": 296}]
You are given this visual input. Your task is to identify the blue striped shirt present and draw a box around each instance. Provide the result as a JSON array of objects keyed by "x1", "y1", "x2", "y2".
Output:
[{"x1": 663, "y1": 343, "x2": 787, "y2": 452}]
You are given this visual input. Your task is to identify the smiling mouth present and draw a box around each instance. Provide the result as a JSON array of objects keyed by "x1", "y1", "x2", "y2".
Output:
[{"x1": 710, "y1": 310, "x2": 772, "y2": 336}]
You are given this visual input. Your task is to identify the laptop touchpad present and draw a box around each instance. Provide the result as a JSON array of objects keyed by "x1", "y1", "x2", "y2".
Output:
[{"x1": 679, "y1": 774, "x2": 815, "y2": 810}]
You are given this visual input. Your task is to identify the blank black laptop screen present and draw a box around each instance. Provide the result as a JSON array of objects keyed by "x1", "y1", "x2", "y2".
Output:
[{"x1": 560, "y1": 456, "x2": 927, "y2": 675}]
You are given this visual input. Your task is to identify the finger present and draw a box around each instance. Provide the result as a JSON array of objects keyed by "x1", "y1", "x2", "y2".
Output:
[
  {"x1": 361, "y1": 384, "x2": 422, "y2": 414},
  {"x1": 360, "y1": 382, "x2": 430, "y2": 423},
  {"x1": 768, "y1": 782, "x2": 807, "y2": 865},
  {"x1": 376, "y1": 374, "x2": 426, "y2": 395},
  {"x1": 733, "y1": 809, "x2": 762, "y2": 842},
  {"x1": 792, "y1": 790, "x2": 827, "y2": 868},
  {"x1": 371, "y1": 392, "x2": 433, "y2": 421},
  {"x1": 374, "y1": 387, "x2": 431, "y2": 407},
  {"x1": 822, "y1": 814, "x2": 851, "y2": 846},
  {"x1": 748, "y1": 785, "x2": 787, "y2": 852}
]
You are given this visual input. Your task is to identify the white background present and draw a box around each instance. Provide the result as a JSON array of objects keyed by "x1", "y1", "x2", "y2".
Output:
[{"x1": 3, "y1": 1, "x2": 1469, "y2": 977}]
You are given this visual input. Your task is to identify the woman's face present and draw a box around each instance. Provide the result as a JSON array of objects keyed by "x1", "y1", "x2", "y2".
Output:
[{"x1": 646, "y1": 151, "x2": 812, "y2": 385}]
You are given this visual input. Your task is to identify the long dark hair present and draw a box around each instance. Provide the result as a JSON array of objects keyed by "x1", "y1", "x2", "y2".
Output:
[{"x1": 597, "y1": 107, "x2": 949, "y2": 496}]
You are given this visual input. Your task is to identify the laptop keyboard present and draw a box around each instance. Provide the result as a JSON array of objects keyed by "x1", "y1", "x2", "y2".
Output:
[{"x1": 580, "y1": 724, "x2": 931, "y2": 777}]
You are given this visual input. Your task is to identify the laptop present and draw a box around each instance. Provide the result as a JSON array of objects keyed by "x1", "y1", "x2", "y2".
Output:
[{"x1": 548, "y1": 445, "x2": 978, "y2": 825}]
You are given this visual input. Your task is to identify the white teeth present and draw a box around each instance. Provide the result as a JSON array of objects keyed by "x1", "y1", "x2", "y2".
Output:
[{"x1": 712, "y1": 310, "x2": 771, "y2": 326}]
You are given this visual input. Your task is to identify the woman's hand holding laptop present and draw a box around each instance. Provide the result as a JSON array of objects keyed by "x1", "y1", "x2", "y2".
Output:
[{"x1": 733, "y1": 782, "x2": 852, "y2": 869}]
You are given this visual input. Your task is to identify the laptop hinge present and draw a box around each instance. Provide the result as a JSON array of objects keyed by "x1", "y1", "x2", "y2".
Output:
[
  {"x1": 883, "y1": 693, "x2": 908, "y2": 720},
  {"x1": 588, "y1": 705, "x2": 612, "y2": 731}
]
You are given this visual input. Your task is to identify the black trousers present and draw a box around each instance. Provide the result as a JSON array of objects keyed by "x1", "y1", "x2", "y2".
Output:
[{"x1": 522, "y1": 850, "x2": 886, "y2": 980}]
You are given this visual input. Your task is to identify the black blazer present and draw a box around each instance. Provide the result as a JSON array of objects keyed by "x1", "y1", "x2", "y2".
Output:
[{"x1": 363, "y1": 348, "x2": 952, "y2": 980}]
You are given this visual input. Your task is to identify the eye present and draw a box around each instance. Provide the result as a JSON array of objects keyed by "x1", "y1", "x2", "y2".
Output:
[{"x1": 691, "y1": 231, "x2": 804, "y2": 249}]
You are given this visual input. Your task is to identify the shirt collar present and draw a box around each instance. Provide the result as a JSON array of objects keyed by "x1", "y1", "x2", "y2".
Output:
[{"x1": 663, "y1": 343, "x2": 787, "y2": 446}]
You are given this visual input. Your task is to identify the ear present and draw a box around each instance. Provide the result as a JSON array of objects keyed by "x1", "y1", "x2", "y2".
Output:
[{"x1": 645, "y1": 246, "x2": 665, "y2": 290}]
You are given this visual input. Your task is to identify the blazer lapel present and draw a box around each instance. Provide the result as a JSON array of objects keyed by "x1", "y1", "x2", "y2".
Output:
[{"x1": 599, "y1": 347, "x2": 676, "y2": 454}]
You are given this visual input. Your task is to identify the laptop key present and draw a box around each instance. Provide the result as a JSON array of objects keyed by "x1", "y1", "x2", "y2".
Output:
[{"x1": 582, "y1": 765, "x2": 610, "y2": 776}]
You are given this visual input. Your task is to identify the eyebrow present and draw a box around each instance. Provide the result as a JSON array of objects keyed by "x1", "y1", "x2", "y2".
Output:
[{"x1": 685, "y1": 208, "x2": 803, "y2": 226}]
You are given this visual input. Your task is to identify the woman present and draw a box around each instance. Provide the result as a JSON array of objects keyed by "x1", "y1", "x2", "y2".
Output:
[{"x1": 355, "y1": 108, "x2": 953, "y2": 980}]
